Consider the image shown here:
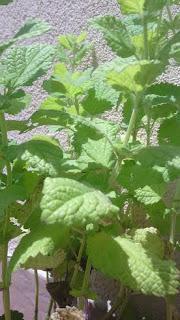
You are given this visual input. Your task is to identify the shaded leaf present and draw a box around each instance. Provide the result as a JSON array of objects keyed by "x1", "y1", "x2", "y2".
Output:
[
  {"x1": 0, "y1": 90, "x2": 31, "y2": 115},
  {"x1": 7, "y1": 136, "x2": 63, "y2": 177},
  {"x1": 87, "y1": 232, "x2": 179, "y2": 296},
  {"x1": 158, "y1": 114, "x2": 180, "y2": 146},
  {"x1": 8, "y1": 223, "x2": 69, "y2": 276},
  {"x1": 82, "y1": 89, "x2": 113, "y2": 115}
]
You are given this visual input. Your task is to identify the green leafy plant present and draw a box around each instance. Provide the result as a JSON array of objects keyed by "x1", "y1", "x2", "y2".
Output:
[{"x1": 0, "y1": 0, "x2": 180, "y2": 319}]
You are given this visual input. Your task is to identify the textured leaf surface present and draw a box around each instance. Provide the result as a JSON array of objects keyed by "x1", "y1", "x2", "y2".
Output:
[
  {"x1": 8, "y1": 223, "x2": 69, "y2": 276},
  {"x1": 158, "y1": 115, "x2": 180, "y2": 146},
  {"x1": 92, "y1": 60, "x2": 120, "y2": 104},
  {"x1": 107, "y1": 58, "x2": 163, "y2": 93},
  {"x1": 0, "y1": 185, "x2": 26, "y2": 218},
  {"x1": 135, "y1": 145, "x2": 180, "y2": 169},
  {"x1": 14, "y1": 19, "x2": 51, "y2": 40},
  {"x1": 22, "y1": 249, "x2": 65, "y2": 270},
  {"x1": 132, "y1": 227, "x2": 164, "y2": 258},
  {"x1": 73, "y1": 118, "x2": 119, "y2": 168},
  {"x1": 0, "y1": 19, "x2": 51, "y2": 56},
  {"x1": 92, "y1": 16, "x2": 135, "y2": 57},
  {"x1": 0, "y1": 90, "x2": 31, "y2": 115},
  {"x1": 87, "y1": 232, "x2": 179, "y2": 296},
  {"x1": 7, "y1": 136, "x2": 63, "y2": 177},
  {"x1": 117, "y1": 0, "x2": 145, "y2": 14},
  {"x1": 40, "y1": 178, "x2": 119, "y2": 226},
  {"x1": 117, "y1": 0, "x2": 167, "y2": 14},
  {"x1": 135, "y1": 185, "x2": 165, "y2": 205},
  {"x1": 82, "y1": 89, "x2": 113, "y2": 115},
  {"x1": 1, "y1": 45, "x2": 54, "y2": 88}
]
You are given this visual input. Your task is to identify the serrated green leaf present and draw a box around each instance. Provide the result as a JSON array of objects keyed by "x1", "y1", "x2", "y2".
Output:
[
  {"x1": 22, "y1": 249, "x2": 65, "y2": 270},
  {"x1": 14, "y1": 19, "x2": 50, "y2": 40},
  {"x1": 52, "y1": 63, "x2": 92, "y2": 98},
  {"x1": 82, "y1": 89, "x2": 113, "y2": 115},
  {"x1": 135, "y1": 185, "x2": 165, "y2": 205},
  {"x1": 31, "y1": 109, "x2": 72, "y2": 127},
  {"x1": 0, "y1": 184, "x2": 27, "y2": 217},
  {"x1": 132, "y1": 227, "x2": 164, "y2": 258},
  {"x1": 73, "y1": 118, "x2": 119, "y2": 168},
  {"x1": 0, "y1": 19, "x2": 51, "y2": 56},
  {"x1": 6, "y1": 120, "x2": 28, "y2": 132},
  {"x1": 146, "y1": 83, "x2": 180, "y2": 105},
  {"x1": 92, "y1": 16, "x2": 135, "y2": 57},
  {"x1": 135, "y1": 145, "x2": 180, "y2": 169},
  {"x1": 92, "y1": 60, "x2": 120, "y2": 105},
  {"x1": 7, "y1": 136, "x2": 63, "y2": 177},
  {"x1": 87, "y1": 232, "x2": 179, "y2": 296},
  {"x1": 117, "y1": 0, "x2": 145, "y2": 14},
  {"x1": 107, "y1": 57, "x2": 163, "y2": 93},
  {"x1": 117, "y1": 0, "x2": 167, "y2": 14},
  {"x1": 43, "y1": 79, "x2": 66, "y2": 97},
  {"x1": 0, "y1": 44, "x2": 54, "y2": 88},
  {"x1": 0, "y1": 90, "x2": 31, "y2": 115},
  {"x1": 158, "y1": 114, "x2": 180, "y2": 146},
  {"x1": 8, "y1": 223, "x2": 69, "y2": 276},
  {"x1": 40, "y1": 178, "x2": 119, "y2": 226},
  {"x1": 118, "y1": 160, "x2": 164, "y2": 191}
]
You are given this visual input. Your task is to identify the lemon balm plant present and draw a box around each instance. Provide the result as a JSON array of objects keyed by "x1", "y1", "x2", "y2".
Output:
[{"x1": 0, "y1": 0, "x2": 180, "y2": 319}]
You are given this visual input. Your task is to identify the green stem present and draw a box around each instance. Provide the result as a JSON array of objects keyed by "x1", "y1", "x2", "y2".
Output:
[
  {"x1": 34, "y1": 269, "x2": 39, "y2": 320},
  {"x1": 81, "y1": 257, "x2": 91, "y2": 293},
  {"x1": 169, "y1": 211, "x2": 176, "y2": 246},
  {"x1": 146, "y1": 114, "x2": 151, "y2": 146},
  {"x1": 70, "y1": 234, "x2": 86, "y2": 288},
  {"x1": 74, "y1": 97, "x2": 80, "y2": 115},
  {"x1": 123, "y1": 96, "x2": 139, "y2": 147},
  {"x1": 79, "y1": 257, "x2": 91, "y2": 310},
  {"x1": 0, "y1": 112, "x2": 11, "y2": 320},
  {"x1": 2, "y1": 243, "x2": 11, "y2": 320},
  {"x1": 142, "y1": 14, "x2": 149, "y2": 59},
  {"x1": 45, "y1": 299, "x2": 53, "y2": 320}
]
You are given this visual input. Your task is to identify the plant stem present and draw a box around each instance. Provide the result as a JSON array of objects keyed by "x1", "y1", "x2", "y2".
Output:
[
  {"x1": 166, "y1": 297, "x2": 174, "y2": 320},
  {"x1": 169, "y1": 211, "x2": 176, "y2": 246},
  {"x1": 45, "y1": 299, "x2": 53, "y2": 320},
  {"x1": 79, "y1": 257, "x2": 91, "y2": 310},
  {"x1": 34, "y1": 269, "x2": 39, "y2": 320},
  {"x1": 146, "y1": 114, "x2": 151, "y2": 146},
  {"x1": 70, "y1": 234, "x2": 86, "y2": 288},
  {"x1": 0, "y1": 112, "x2": 12, "y2": 320},
  {"x1": 142, "y1": 14, "x2": 149, "y2": 59},
  {"x1": 123, "y1": 96, "x2": 139, "y2": 147},
  {"x1": 2, "y1": 242, "x2": 11, "y2": 320}
]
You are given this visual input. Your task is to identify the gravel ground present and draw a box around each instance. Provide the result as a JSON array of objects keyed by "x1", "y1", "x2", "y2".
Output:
[{"x1": 0, "y1": 0, "x2": 180, "y2": 319}]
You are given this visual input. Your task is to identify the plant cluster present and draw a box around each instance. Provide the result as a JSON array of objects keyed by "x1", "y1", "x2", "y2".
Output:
[{"x1": 0, "y1": 0, "x2": 180, "y2": 319}]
